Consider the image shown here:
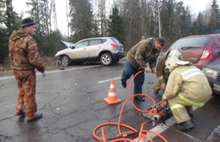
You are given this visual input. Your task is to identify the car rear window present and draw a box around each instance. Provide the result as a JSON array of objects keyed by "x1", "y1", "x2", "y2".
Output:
[
  {"x1": 170, "y1": 37, "x2": 210, "y2": 50},
  {"x1": 111, "y1": 37, "x2": 121, "y2": 44}
]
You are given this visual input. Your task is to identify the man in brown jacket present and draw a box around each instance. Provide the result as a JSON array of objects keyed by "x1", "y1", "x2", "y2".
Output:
[
  {"x1": 9, "y1": 18, "x2": 45, "y2": 122},
  {"x1": 121, "y1": 37, "x2": 165, "y2": 102},
  {"x1": 163, "y1": 56, "x2": 212, "y2": 131}
]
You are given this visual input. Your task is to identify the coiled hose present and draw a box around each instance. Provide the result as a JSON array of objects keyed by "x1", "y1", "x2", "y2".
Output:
[{"x1": 93, "y1": 70, "x2": 168, "y2": 142}]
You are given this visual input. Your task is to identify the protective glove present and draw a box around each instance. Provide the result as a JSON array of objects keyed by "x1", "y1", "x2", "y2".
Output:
[
  {"x1": 42, "y1": 72, "x2": 46, "y2": 77},
  {"x1": 162, "y1": 94, "x2": 168, "y2": 101}
]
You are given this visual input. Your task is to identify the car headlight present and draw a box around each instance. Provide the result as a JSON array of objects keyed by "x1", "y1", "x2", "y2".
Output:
[{"x1": 202, "y1": 67, "x2": 218, "y2": 80}]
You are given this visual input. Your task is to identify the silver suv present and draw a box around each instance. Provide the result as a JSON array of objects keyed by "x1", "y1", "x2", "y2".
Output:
[{"x1": 55, "y1": 37, "x2": 125, "y2": 66}]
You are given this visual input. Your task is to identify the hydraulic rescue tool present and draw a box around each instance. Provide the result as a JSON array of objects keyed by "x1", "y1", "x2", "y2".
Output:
[{"x1": 142, "y1": 101, "x2": 172, "y2": 124}]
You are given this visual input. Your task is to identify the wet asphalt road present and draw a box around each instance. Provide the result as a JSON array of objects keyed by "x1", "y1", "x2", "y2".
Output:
[{"x1": 0, "y1": 61, "x2": 220, "y2": 142}]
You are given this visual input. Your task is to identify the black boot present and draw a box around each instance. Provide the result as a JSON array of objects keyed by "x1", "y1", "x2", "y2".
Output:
[
  {"x1": 121, "y1": 81, "x2": 127, "y2": 88},
  {"x1": 189, "y1": 113, "x2": 194, "y2": 122},
  {"x1": 134, "y1": 96, "x2": 145, "y2": 102},
  {"x1": 178, "y1": 120, "x2": 194, "y2": 131},
  {"x1": 27, "y1": 114, "x2": 43, "y2": 122}
]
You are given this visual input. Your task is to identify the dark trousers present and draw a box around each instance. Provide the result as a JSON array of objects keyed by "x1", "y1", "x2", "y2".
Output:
[{"x1": 121, "y1": 61, "x2": 145, "y2": 97}]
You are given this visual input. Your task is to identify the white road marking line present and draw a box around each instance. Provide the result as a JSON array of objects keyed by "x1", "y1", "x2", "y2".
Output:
[
  {"x1": 0, "y1": 65, "x2": 101, "y2": 81},
  {"x1": 97, "y1": 77, "x2": 121, "y2": 83}
]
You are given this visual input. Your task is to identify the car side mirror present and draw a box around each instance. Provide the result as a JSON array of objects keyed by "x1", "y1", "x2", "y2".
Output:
[{"x1": 71, "y1": 46, "x2": 75, "y2": 49}]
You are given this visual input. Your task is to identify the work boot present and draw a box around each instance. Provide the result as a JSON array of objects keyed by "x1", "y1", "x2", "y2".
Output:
[
  {"x1": 134, "y1": 96, "x2": 145, "y2": 102},
  {"x1": 189, "y1": 113, "x2": 194, "y2": 122},
  {"x1": 16, "y1": 110, "x2": 25, "y2": 116},
  {"x1": 16, "y1": 112, "x2": 25, "y2": 116},
  {"x1": 178, "y1": 120, "x2": 194, "y2": 131},
  {"x1": 121, "y1": 81, "x2": 127, "y2": 88},
  {"x1": 27, "y1": 114, "x2": 43, "y2": 123}
]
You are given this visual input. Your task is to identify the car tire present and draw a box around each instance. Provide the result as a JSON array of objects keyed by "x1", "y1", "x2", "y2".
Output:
[
  {"x1": 61, "y1": 56, "x2": 71, "y2": 66},
  {"x1": 100, "y1": 53, "x2": 112, "y2": 66}
]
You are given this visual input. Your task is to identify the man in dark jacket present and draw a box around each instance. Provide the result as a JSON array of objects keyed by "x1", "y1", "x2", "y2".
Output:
[
  {"x1": 9, "y1": 18, "x2": 45, "y2": 122},
  {"x1": 121, "y1": 37, "x2": 165, "y2": 101}
]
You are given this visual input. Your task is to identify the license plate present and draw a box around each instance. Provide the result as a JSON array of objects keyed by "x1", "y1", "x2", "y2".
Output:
[{"x1": 213, "y1": 84, "x2": 220, "y2": 92}]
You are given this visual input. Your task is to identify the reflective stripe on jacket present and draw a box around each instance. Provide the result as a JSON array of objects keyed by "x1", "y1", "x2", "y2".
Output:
[{"x1": 164, "y1": 65, "x2": 212, "y2": 103}]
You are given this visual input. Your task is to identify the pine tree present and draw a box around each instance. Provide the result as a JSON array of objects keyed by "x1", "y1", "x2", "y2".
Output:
[
  {"x1": 69, "y1": 0, "x2": 98, "y2": 42},
  {"x1": 208, "y1": 0, "x2": 220, "y2": 33},
  {"x1": 108, "y1": 7, "x2": 125, "y2": 44}
]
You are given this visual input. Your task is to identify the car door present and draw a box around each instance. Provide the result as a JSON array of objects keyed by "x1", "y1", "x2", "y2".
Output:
[
  {"x1": 87, "y1": 39, "x2": 103, "y2": 58},
  {"x1": 69, "y1": 40, "x2": 89, "y2": 60}
]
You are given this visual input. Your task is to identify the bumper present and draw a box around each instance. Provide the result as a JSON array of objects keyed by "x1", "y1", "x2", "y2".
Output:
[
  {"x1": 207, "y1": 77, "x2": 220, "y2": 95},
  {"x1": 112, "y1": 52, "x2": 125, "y2": 60}
]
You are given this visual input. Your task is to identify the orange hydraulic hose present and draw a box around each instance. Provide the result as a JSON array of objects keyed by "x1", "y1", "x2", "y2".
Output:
[
  {"x1": 129, "y1": 71, "x2": 156, "y2": 113},
  {"x1": 93, "y1": 70, "x2": 168, "y2": 142}
]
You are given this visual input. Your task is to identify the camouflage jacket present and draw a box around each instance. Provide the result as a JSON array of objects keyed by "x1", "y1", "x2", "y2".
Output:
[
  {"x1": 126, "y1": 37, "x2": 161, "y2": 70},
  {"x1": 8, "y1": 28, "x2": 45, "y2": 72}
]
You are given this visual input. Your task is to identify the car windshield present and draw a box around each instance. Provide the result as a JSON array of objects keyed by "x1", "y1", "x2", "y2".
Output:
[{"x1": 170, "y1": 37, "x2": 210, "y2": 50}]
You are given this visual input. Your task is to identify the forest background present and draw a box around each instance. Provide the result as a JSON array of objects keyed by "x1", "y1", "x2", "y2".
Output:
[{"x1": 0, "y1": 0, "x2": 220, "y2": 69}]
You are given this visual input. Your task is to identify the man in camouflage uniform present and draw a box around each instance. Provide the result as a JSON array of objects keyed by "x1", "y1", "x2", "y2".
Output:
[
  {"x1": 9, "y1": 18, "x2": 45, "y2": 122},
  {"x1": 121, "y1": 37, "x2": 165, "y2": 102},
  {"x1": 162, "y1": 56, "x2": 212, "y2": 131}
]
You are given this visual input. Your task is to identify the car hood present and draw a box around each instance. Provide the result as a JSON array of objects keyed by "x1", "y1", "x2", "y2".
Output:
[
  {"x1": 60, "y1": 40, "x2": 75, "y2": 48},
  {"x1": 55, "y1": 40, "x2": 75, "y2": 57},
  {"x1": 55, "y1": 48, "x2": 71, "y2": 57},
  {"x1": 204, "y1": 58, "x2": 220, "y2": 70}
]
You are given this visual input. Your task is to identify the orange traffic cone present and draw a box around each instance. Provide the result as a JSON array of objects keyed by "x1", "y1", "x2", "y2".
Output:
[{"x1": 104, "y1": 78, "x2": 121, "y2": 105}]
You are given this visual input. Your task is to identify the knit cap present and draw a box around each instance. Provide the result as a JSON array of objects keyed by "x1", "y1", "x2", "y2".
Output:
[{"x1": 21, "y1": 18, "x2": 35, "y2": 28}]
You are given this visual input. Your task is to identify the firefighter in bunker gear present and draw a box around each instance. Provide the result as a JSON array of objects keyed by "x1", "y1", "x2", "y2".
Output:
[
  {"x1": 162, "y1": 56, "x2": 212, "y2": 131},
  {"x1": 154, "y1": 49, "x2": 182, "y2": 93},
  {"x1": 9, "y1": 18, "x2": 45, "y2": 122}
]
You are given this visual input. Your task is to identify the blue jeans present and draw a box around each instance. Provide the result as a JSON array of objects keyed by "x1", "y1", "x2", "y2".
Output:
[{"x1": 121, "y1": 61, "x2": 145, "y2": 97}]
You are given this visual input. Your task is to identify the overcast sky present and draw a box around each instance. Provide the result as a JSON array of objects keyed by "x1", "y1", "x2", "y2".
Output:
[{"x1": 13, "y1": 0, "x2": 220, "y2": 36}]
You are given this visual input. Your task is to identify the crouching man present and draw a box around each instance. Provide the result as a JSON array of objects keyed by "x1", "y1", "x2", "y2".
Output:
[
  {"x1": 162, "y1": 56, "x2": 212, "y2": 131},
  {"x1": 154, "y1": 49, "x2": 182, "y2": 93}
]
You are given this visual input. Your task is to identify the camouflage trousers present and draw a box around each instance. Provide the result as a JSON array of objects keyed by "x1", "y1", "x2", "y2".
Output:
[{"x1": 14, "y1": 70, "x2": 37, "y2": 120}]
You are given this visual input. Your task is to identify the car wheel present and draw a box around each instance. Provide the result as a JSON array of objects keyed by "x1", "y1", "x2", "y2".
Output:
[
  {"x1": 61, "y1": 56, "x2": 71, "y2": 66},
  {"x1": 100, "y1": 53, "x2": 112, "y2": 66}
]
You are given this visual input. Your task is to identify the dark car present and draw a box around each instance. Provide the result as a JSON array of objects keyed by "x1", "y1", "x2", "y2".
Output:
[
  {"x1": 168, "y1": 34, "x2": 220, "y2": 69},
  {"x1": 202, "y1": 58, "x2": 220, "y2": 95}
]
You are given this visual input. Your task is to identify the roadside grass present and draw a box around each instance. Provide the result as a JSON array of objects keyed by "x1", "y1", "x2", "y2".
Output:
[
  {"x1": 0, "y1": 57, "x2": 60, "y2": 76},
  {"x1": 0, "y1": 57, "x2": 126, "y2": 76}
]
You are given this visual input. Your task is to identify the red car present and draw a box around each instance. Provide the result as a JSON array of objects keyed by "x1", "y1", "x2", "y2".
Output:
[{"x1": 168, "y1": 34, "x2": 220, "y2": 69}]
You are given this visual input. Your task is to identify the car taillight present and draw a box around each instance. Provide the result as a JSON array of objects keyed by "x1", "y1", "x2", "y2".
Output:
[
  {"x1": 201, "y1": 45, "x2": 213, "y2": 60},
  {"x1": 111, "y1": 44, "x2": 119, "y2": 48}
]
